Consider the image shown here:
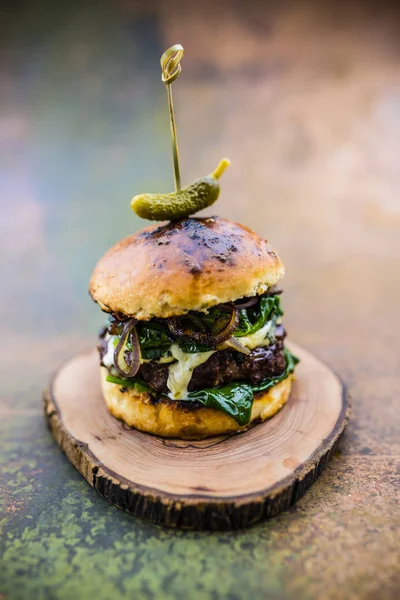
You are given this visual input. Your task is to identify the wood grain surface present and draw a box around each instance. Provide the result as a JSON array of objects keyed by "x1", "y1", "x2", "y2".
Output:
[
  {"x1": 44, "y1": 344, "x2": 348, "y2": 529},
  {"x1": 1, "y1": 0, "x2": 399, "y2": 598}
]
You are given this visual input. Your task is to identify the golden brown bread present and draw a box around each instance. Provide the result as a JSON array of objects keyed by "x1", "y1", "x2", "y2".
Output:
[
  {"x1": 89, "y1": 217, "x2": 284, "y2": 320},
  {"x1": 100, "y1": 366, "x2": 293, "y2": 440}
]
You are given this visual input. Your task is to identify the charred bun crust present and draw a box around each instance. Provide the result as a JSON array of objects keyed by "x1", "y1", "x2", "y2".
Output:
[
  {"x1": 89, "y1": 217, "x2": 285, "y2": 320},
  {"x1": 100, "y1": 367, "x2": 293, "y2": 440}
]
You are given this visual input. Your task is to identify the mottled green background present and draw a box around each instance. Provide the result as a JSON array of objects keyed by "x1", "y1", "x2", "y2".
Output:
[{"x1": 1, "y1": 1, "x2": 399, "y2": 599}]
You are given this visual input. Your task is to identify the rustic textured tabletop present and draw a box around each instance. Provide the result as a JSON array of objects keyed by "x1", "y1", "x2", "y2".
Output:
[{"x1": 1, "y1": 1, "x2": 399, "y2": 599}]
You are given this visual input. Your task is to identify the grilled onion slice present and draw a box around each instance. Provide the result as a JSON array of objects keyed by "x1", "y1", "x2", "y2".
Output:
[
  {"x1": 113, "y1": 318, "x2": 140, "y2": 377},
  {"x1": 219, "y1": 336, "x2": 251, "y2": 355},
  {"x1": 234, "y1": 297, "x2": 259, "y2": 310}
]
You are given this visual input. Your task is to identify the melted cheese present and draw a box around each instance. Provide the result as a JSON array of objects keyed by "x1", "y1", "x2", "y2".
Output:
[
  {"x1": 167, "y1": 344, "x2": 215, "y2": 400},
  {"x1": 236, "y1": 320, "x2": 273, "y2": 350},
  {"x1": 102, "y1": 335, "x2": 117, "y2": 367}
]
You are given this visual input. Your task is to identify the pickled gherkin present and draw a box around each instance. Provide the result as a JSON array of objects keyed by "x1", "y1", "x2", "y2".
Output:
[{"x1": 131, "y1": 159, "x2": 230, "y2": 221}]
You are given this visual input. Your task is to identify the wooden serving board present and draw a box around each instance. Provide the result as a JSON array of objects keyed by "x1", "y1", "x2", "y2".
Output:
[{"x1": 44, "y1": 343, "x2": 349, "y2": 530}]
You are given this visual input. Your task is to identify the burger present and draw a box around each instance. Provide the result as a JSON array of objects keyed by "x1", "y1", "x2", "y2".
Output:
[{"x1": 89, "y1": 216, "x2": 298, "y2": 439}]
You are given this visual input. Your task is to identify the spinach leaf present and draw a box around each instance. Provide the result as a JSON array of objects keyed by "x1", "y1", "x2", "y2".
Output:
[
  {"x1": 140, "y1": 348, "x2": 172, "y2": 360},
  {"x1": 187, "y1": 383, "x2": 254, "y2": 426},
  {"x1": 235, "y1": 296, "x2": 283, "y2": 338},
  {"x1": 178, "y1": 339, "x2": 214, "y2": 353},
  {"x1": 106, "y1": 375, "x2": 151, "y2": 393},
  {"x1": 235, "y1": 310, "x2": 253, "y2": 336},
  {"x1": 137, "y1": 321, "x2": 172, "y2": 348}
]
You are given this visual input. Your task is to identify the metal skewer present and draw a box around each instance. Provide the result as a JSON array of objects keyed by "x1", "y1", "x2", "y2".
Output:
[{"x1": 160, "y1": 44, "x2": 184, "y2": 192}]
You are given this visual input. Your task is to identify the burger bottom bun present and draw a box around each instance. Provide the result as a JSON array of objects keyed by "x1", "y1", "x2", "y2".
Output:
[{"x1": 100, "y1": 367, "x2": 294, "y2": 440}]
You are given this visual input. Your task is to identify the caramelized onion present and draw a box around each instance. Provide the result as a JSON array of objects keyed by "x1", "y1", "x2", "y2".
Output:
[
  {"x1": 113, "y1": 318, "x2": 140, "y2": 378},
  {"x1": 219, "y1": 337, "x2": 251, "y2": 355},
  {"x1": 113, "y1": 311, "x2": 128, "y2": 321},
  {"x1": 168, "y1": 305, "x2": 238, "y2": 347},
  {"x1": 185, "y1": 314, "x2": 207, "y2": 331},
  {"x1": 234, "y1": 297, "x2": 259, "y2": 310},
  {"x1": 212, "y1": 305, "x2": 239, "y2": 344},
  {"x1": 108, "y1": 311, "x2": 128, "y2": 335},
  {"x1": 262, "y1": 286, "x2": 282, "y2": 297},
  {"x1": 167, "y1": 317, "x2": 212, "y2": 345}
]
